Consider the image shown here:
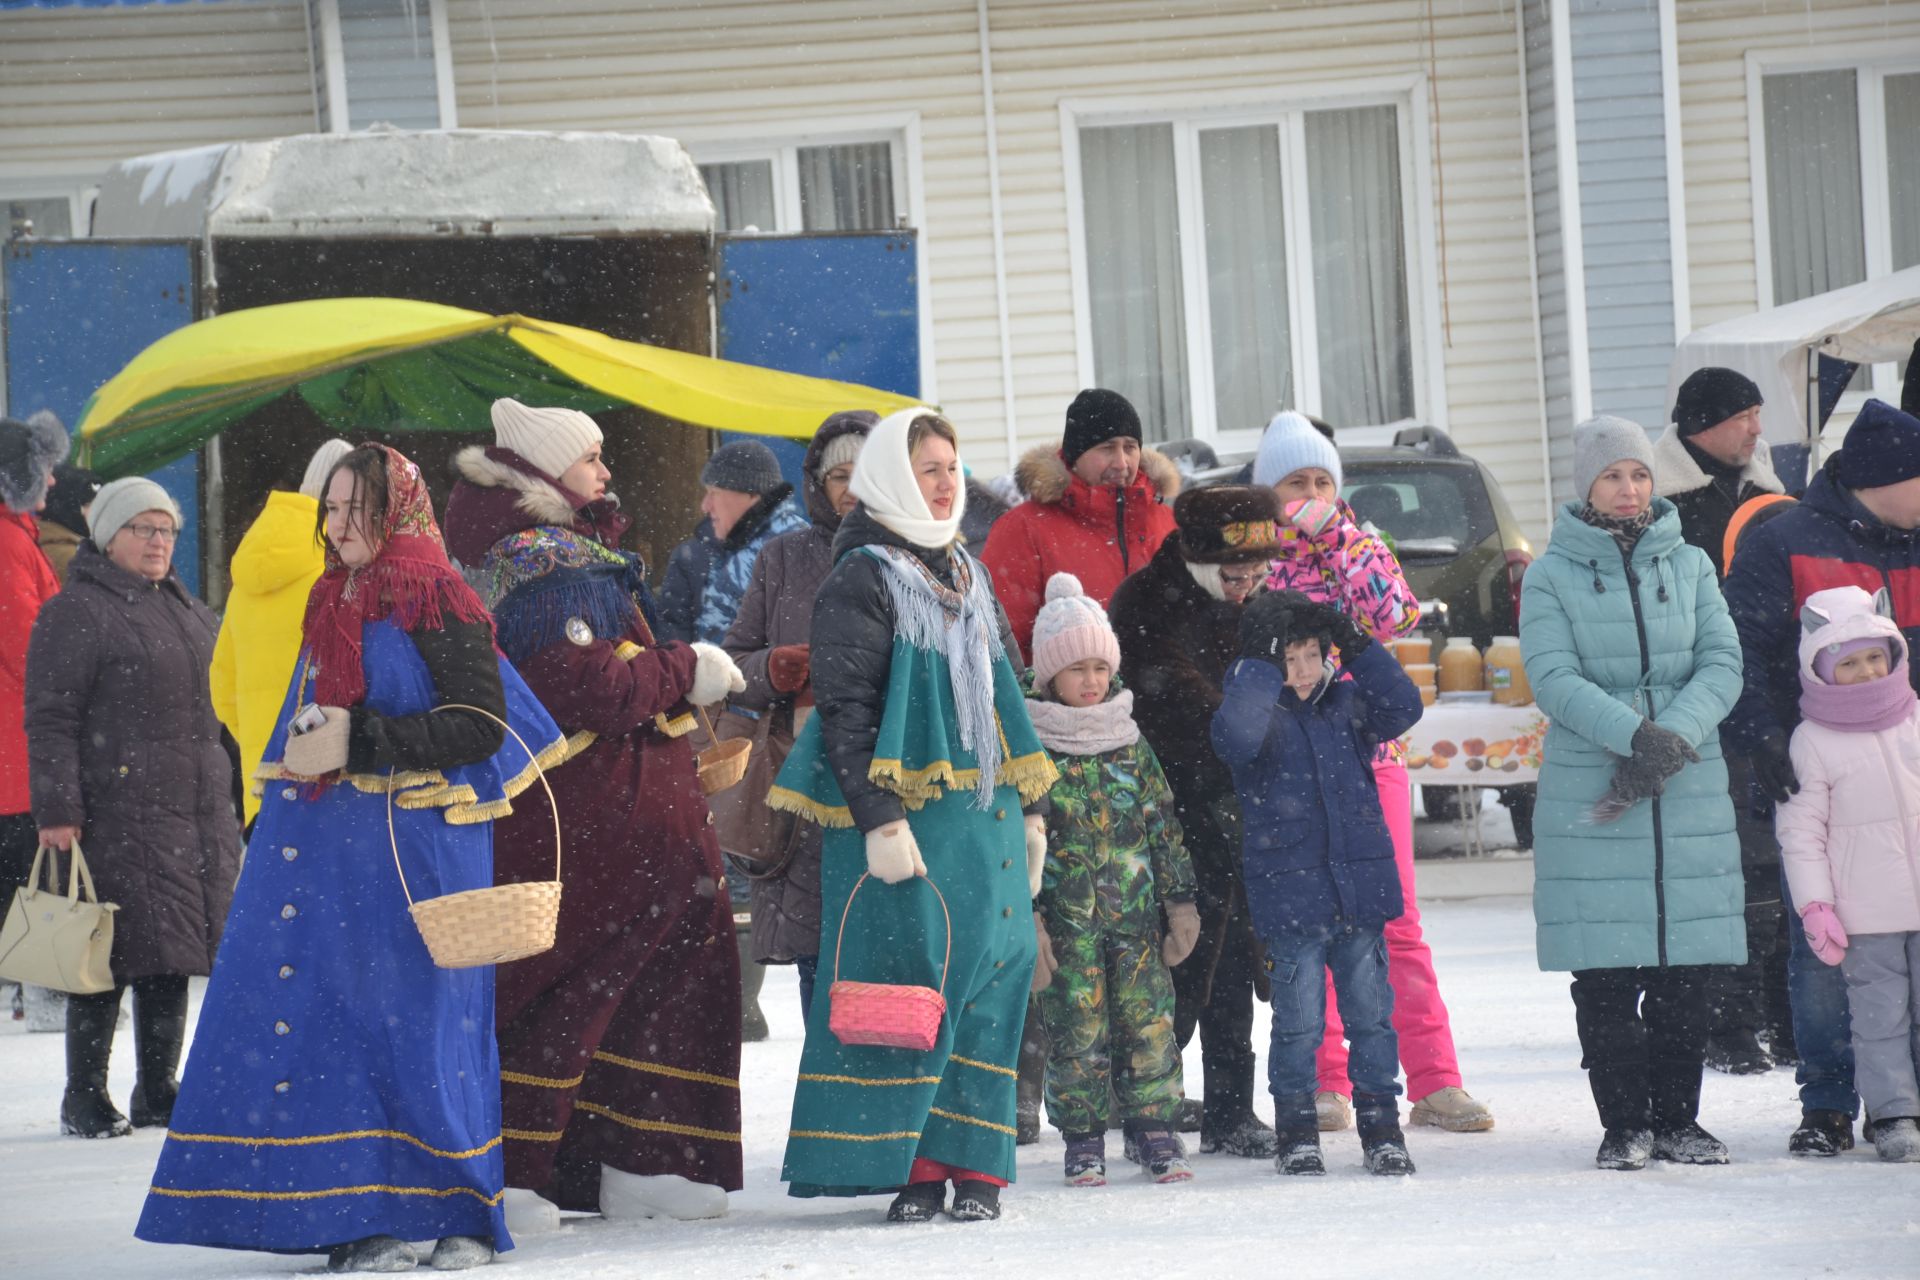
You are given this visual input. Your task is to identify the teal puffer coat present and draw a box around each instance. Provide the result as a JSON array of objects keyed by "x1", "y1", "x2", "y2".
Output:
[{"x1": 1519, "y1": 500, "x2": 1746, "y2": 972}]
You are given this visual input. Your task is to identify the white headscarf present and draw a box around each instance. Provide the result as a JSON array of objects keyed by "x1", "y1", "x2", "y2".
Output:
[{"x1": 850, "y1": 406, "x2": 965, "y2": 549}]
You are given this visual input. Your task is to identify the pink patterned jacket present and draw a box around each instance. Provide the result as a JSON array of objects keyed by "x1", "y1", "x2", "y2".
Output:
[{"x1": 1264, "y1": 498, "x2": 1422, "y2": 762}]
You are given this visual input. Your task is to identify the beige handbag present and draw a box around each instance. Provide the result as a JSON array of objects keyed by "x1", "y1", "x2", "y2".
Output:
[{"x1": 0, "y1": 841, "x2": 118, "y2": 994}]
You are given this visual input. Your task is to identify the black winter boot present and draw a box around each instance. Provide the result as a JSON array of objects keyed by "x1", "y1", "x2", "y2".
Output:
[
  {"x1": 1274, "y1": 1126, "x2": 1325, "y2": 1176},
  {"x1": 1788, "y1": 1108, "x2": 1855, "y2": 1157},
  {"x1": 885, "y1": 1181, "x2": 945, "y2": 1224},
  {"x1": 1358, "y1": 1118, "x2": 1416, "y2": 1176},
  {"x1": 1703, "y1": 1029, "x2": 1771, "y2": 1076},
  {"x1": 1199, "y1": 1111, "x2": 1279, "y2": 1158},
  {"x1": 1015, "y1": 1000, "x2": 1047, "y2": 1145},
  {"x1": 1650, "y1": 1122, "x2": 1729, "y2": 1165},
  {"x1": 60, "y1": 988, "x2": 130, "y2": 1139},
  {"x1": 947, "y1": 1180, "x2": 1002, "y2": 1222},
  {"x1": 130, "y1": 977, "x2": 188, "y2": 1130},
  {"x1": 1595, "y1": 1126, "x2": 1655, "y2": 1170}
]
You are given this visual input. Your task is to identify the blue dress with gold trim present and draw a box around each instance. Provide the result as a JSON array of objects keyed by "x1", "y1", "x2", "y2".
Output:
[{"x1": 136, "y1": 621, "x2": 566, "y2": 1254}]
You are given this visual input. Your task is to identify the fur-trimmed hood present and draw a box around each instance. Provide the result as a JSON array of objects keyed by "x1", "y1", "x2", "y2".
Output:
[
  {"x1": 1653, "y1": 424, "x2": 1784, "y2": 499},
  {"x1": 1014, "y1": 443, "x2": 1181, "y2": 508},
  {"x1": 444, "y1": 444, "x2": 627, "y2": 567},
  {"x1": 0, "y1": 411, "x2": 69, "y2": 513}
]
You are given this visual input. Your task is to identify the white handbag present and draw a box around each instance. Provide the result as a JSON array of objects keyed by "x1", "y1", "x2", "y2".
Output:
[{"x1": 0, "y1": 841, "x2": 118, "y2": 994}]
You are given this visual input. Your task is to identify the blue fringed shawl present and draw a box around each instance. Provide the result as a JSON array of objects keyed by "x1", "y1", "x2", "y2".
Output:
[{"x1": 474, "y1": 526, "x2": 660, "y2": 664}]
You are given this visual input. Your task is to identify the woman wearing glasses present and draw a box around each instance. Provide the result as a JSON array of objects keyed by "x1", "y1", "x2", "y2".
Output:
[{"x1": 24, "y1": 477, "x2": 243, "y2": 1140}]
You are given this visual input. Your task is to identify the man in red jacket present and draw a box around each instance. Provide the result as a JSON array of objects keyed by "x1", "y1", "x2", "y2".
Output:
[
  {"x1": 0, "y1": 411, "x2": 68, "y2": 1029},
  {"x1": 982, "y1": 389, "x2": 1181, "y2": 660}
]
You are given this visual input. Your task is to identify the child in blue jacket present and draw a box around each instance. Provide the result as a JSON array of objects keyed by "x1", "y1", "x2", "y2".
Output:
[{"x1": 1210, "y1": 590, "x2": 1426, "y2": 1176}]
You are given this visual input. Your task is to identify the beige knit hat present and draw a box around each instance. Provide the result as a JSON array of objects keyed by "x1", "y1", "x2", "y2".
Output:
[
  {"x1": 490, "y1": 398, "x2": 604, "y2": 482},
  {"x1": 298, "y1": 438, "x2": 354, "y2": 499},
  {"x1": 89, "y1": 476, "x2": 182, "y2": 551}
]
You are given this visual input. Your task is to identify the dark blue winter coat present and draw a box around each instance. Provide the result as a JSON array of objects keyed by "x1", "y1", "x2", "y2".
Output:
[{"x1": 1209, "y1": 642, "x2": 1424, "y2": 934}]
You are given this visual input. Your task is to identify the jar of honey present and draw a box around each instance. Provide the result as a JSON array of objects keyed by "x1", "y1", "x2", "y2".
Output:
[
  {"x1": 1485, "y1": 636, "x2": 1530, "y2": 705},
  {"x1": 1395, "y1": 633, "x2": 1432, "y2": 666},
  {"x1": 1404, "y1": 662, "x2": 1437, "y2": 690},
  {"x1": 1438, "y1": 637, "x2": 1483, "y2": 693}
]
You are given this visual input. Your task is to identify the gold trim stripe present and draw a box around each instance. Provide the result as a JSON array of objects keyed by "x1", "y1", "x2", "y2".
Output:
[
  {"x1": 765, "y1": 783, "x2": 854, "y2": 828},
  {"x1": 797, "y1": 1072, "x2": 942, "y2": 1088},
  {"x1": 949, "y1": 1054, "x2": 1018, "y2": 1079},
  {"x1": 148, "y1": 1183, "x2": 504, "y2": 1206},
  {"x1": 502, "y1": 1127, "x2": 566, "y2": 1143},
  {"x1": 928, "y1": 1106, "x2": 1018, "y2": 1137},
  {"x1": 501, "y1": 1069, "x2": 585, "y2": 1090},
  {"x1": 163, "y1": 1129, "x2": 500, "y2": 1161},
  {"x1": 789, "y1": 1128, "x2": 921, "y2": 1143},
  {"x1": 590, "y1": 1050, "x2": 739, "y2": 1090},
  {"x1": 575, "y1": 1102, "x2": 740, "y2": 1144}
]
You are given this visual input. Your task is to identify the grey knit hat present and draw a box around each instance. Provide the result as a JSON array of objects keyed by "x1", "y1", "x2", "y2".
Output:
[
  {"x1": 701, "y1": 439, "x2": 785, "y2": 496},
  {"x1": 0, "y1": 411, "x2": 70, "y2": 512},
  {"x1": 89, "y1": 476, "x2": 182, "y2": 551},
  {"x1": 1573, "y1": 415, "x2": 1657, "y2": 502}
]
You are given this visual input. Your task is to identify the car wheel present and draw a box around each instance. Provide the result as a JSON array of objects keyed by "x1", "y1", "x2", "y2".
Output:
[{"x1": 1421, "y1": 786, "x2": 1482, "y2": 822}]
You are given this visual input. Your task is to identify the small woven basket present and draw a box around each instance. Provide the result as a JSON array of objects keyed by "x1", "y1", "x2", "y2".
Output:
[
  {"x1": 827, "y1": 872, "x2": 950, "y2": 1052},
  {"x1": 695, "y1": 705, "x2": 751, "y2": 796},
  {"x1": 390, "y1": 704, "x2": 563, "y2": 970}
]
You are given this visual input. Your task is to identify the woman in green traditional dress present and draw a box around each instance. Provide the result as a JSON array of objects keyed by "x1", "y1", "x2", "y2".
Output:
[{"x1": 770, "y1": 407, "x2": 1057, "y2": 1224}]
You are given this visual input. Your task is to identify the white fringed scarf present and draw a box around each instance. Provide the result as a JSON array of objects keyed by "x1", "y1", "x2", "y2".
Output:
[{"x1": 850, "y1": 406, "x2": 965, "y2": 549}]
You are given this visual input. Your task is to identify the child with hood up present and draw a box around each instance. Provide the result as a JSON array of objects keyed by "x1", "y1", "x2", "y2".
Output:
[
  {"x1": 1776, "y1": 584, "x2": 1920, "y2": 1162},
  {"x1": 1026, "y1": 573, "x2": 1200, "y2": 1186}
]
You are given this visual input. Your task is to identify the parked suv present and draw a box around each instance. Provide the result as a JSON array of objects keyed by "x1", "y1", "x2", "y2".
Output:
[{"x1": 1165, "y1": 424, "x2": 1536, "y2": 845}]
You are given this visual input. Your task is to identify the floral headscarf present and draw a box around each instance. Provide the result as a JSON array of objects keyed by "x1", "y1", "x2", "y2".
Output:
[{"x1": 301, "y1": 443, "x2": 493, "y2": 708}]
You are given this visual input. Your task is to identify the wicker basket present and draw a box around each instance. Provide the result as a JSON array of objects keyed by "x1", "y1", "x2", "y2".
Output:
[
  {"x1": 390, "y1": 704, "x2": 562, "y2": 970},
  {"x1": 827, "y1": 872, "x2": 951, "y2": 1051},
  {"x1": 695, "y1": 705, "x2": 751, "y2": 796}
]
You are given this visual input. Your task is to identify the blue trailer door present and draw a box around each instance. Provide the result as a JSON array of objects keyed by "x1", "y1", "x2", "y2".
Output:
[
  {"x1": 715, "y1": 231, "x2": 920, "y2": 490},
  {"x1": 3, "y1": 239, "x2": 202, "y2": 593}
]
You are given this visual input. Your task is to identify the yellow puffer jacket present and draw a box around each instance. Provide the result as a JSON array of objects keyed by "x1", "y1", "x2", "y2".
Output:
[{"x1": 209, "y1": 491, "x2": 323, "y2": 823}]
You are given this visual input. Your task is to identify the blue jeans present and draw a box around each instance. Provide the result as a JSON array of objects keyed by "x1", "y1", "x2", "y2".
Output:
[
  {"x1": 1263, "y1": 920, "x2": 1401, "y2": 1130},
  {"x1": 796, "y1": 954, "x2": 818, "y2": 1022},
  {"x1": 1781, "y1": 870, "x2": 1859, "y2": 1117}
]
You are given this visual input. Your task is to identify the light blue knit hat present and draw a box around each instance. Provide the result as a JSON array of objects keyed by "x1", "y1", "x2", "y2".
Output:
[{"x1": 1252, "y1": 410, "x2": 1343, "y2": 490}]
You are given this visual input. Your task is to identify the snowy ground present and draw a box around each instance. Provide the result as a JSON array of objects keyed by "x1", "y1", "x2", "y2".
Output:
[{"x1": 5, "y1": 887, "x2": 1913, "y2": 1280}]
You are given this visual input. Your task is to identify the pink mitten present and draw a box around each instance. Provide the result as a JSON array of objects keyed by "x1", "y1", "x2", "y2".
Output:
[
  {"x1": 1284, "y1": 497, "x2": 1342, "y2": 538},
  {"x1": 1800, "y1": 901, "x2": 1849, "y2": 967}
]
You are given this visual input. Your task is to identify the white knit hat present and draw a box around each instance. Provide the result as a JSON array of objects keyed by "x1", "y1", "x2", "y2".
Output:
[
  {"x1": 1252, "y1": 410, "x2": 1343, "y2": 491},
  {"x1": 89, "y1": 476, "x2": 182, "y2": 551},
  {"x1": 1030, "y1": 572, "x2": 1122, "y2": 691},
  {"x1": 298, "y1": 438, "x2": 354, "y2": 499},
  {"x1": 490, "y1": 397, "x2": 604, "y2": 482}
]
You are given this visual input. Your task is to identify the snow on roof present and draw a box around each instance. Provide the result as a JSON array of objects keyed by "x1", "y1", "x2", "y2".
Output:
[{"x1": 92, "y1": 128, "x2": 715, "y2": 239}]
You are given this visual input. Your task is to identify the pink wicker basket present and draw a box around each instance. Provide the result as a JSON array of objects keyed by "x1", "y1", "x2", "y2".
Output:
[{"x1": 827, "y1": 872, "x2": 950, "y2": 1051}]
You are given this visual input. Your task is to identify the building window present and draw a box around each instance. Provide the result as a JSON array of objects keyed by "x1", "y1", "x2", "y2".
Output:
[
  {"x1": 1758, "y1": 60, "x2": 1920, "y2": 391},
  {"x1": 698, "y1": 138, "x2": 903, "y2": 234},
  {"x1": 312, "y1": 0, "x2": 453, "y2": 132},
  {"x1": 1075, "y1": 103, "x2": 1419, "y2": 444}
]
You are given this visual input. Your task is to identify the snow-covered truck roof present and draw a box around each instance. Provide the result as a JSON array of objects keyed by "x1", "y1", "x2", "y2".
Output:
[{"x1": 91, "y1": 128, "x2": 716, "y2": 240}]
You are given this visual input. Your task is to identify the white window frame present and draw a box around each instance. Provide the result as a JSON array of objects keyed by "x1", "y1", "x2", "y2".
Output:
[
  {"x1": 1746, "y1": 44, "x2": 1920, "y2": 406},
  {"x1": 310, "y1": 0, "x2": 458, "y2": 134},
  {"x1": 674, "y1": 113, "x2": 933, "y2": 403},
  {"x1": 1060, "y1": 77, "x2": 1446, "y2": 451}
]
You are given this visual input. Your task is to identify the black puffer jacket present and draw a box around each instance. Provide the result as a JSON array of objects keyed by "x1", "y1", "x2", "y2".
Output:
[{"x1": 810, "y1": 506, "x2": 1032, "y2": 834}]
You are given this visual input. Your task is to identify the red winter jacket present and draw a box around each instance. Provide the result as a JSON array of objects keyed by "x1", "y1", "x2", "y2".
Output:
[
  {"x1": 0, "y1": 508, "x2": 60, "y2": 815},
  {"x1": 982, "y1": 445, "x2": 1181, "y2": 661}
]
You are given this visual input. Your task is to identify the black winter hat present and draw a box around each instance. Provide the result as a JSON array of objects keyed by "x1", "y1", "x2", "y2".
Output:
[
  {"x1": 1173, "y1": 484, "x2": 1282, "y2": 565},
  {"x1": 1062, "y1": 388, "x2": 1142, "y2": 467},
  {"x1": 1238, "y1": 589, "x2": 1335, "y2": 662},
  {"x1": 41, "y1": 463, "x2": 100, "y2": 535},
  {"x1": 701, "y1": 439, "x2": 786, "y2": 497},
  {"x1": 1673, "y1": 366, "x2": 1763, "y2": 437},
  {"x1": 1835, "y1": 399, "x2": 1920, "y2": 491},
  {"x1": 0, "y1": 411, "x2": 69, "y2": 513}
]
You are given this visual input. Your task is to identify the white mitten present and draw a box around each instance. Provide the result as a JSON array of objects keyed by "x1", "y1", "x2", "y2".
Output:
[
  {"x1": 282, "y1": 707, "x2": 351, "y2": 777},
  {"x1": 688, "y1": 642, "x2": 746, "y2": 707},
  {"x1": 1024, "y1": 814, "x2": 1047, "y2": 898},
  {"x1": 864, "y1": 821, "x2": 926, "y2": 884}
]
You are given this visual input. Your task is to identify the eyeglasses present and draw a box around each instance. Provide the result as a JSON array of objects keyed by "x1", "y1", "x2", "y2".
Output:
[
  {"x1": 126, "y1": 523, "x2": 179, "y2": 543},
  {"x1": 1219, "y1": 569, "x2": 1264, "y2": 587}
]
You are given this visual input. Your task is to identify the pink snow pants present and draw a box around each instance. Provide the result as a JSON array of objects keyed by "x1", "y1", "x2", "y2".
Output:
[{"x1": 1317, "y1": 761, "x2": 1463, "y2": 1101}]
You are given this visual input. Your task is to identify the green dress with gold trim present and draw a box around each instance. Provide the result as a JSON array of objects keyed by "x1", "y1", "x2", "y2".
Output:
[{"x1": 773, "y1": 543, "x2": 1056, "y2": 1195}]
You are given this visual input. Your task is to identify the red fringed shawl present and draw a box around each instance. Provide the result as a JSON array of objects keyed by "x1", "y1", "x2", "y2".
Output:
[{"x1": 300, "y1": 443, "x2": 494, "y2": 709}]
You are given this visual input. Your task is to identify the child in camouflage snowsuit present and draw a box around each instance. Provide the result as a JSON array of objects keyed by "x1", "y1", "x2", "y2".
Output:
[{"x1": 1025, "y1": 573, "x2": 1200, "y2": 1186}]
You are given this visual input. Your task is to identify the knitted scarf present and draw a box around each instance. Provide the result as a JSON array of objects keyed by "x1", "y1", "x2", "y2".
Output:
[
  {"x1": 300, "y1": 444, "x2": 492, "y2": 709},
  {"x1": 1799, "y1": 649, "x2": 1919, "y2": 733},
  {"x1": 1577, "y1": 503, "x2": 1657, "y2": 557},
  {"x1": 1025, "y1": 686, "x2": 1141, "y2": 756},
  {"x1": 864, "y1": 542, "x2": 1004, "y2": 807}
]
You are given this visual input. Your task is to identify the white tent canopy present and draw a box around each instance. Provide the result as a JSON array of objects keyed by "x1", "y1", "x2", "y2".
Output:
[{"x1": 1666, "y1": 266, "x2": 1920, "y2": 449}]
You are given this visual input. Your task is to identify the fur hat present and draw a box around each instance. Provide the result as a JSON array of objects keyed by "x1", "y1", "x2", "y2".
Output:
[
  {"x1": 89, "y1": 476, "x2": 182, "y2": 551},
  {"x1": 489, "y1": 397, "x2": 604, "y2": 483},
  {"x1": 1062, "y1": 388, "x2": 1142, "y2": 467},
  {"x1": 1174, "y1": 484, "x2": 1282, "y2": 565},
  {"x1": 1573, "y1": 415, "x2": 1658, "y2": 502},
  {"x1": 701, "y1": 439, "x2": 786, "y2": 497},
  {"x1": 0, "y1": 411, "x2": 70, "y2": 512},
  {"x1": 1030, "y1": 572, "x2": 1122, "y2": 691},
  {"x1": 1253, "y1": 410, "x2": 1342, "y2": 491},
  {"x1": 1673, "y1": 367, "x2": 1763, "y2": 437},
  {"x1": 298, "y1": 439, "x2": 355, "y2": 499},
  {"x1": 1835, "y1": 399, "x2": 1920, "y2": 491}
]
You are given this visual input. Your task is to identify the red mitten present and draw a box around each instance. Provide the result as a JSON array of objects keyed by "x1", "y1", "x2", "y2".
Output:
[{"x1": 769, "y1": 644, "x2": 811, "y2": 693}]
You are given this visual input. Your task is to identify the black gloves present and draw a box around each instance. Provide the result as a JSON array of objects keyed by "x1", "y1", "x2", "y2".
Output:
[
  {"x1": 1630, "y1": 719, "x2": 1699, "y2": 781},
  {"x1": 1237, "y1": 590, "x2": 1370, "y2": 666},
  {"x1": 1751, "y1": 731, "x2": 1801, "y2": 805},
  {"x1": 1324, "y1": 609, "x2": 1373, "y2": 659}
]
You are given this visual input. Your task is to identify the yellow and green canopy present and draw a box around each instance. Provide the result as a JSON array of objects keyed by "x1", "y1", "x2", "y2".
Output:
[{"x1": 76, "y1": 296, "x2": 922, "y2": 477}]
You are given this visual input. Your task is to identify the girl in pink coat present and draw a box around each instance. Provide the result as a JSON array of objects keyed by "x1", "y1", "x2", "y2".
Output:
[
  {"x1": 1254, "y1": 411, "x2": 1491, "y2": 1135},
  {"x1": 1777, "y1": 584, "x2": 1920, "y2": 1162}
]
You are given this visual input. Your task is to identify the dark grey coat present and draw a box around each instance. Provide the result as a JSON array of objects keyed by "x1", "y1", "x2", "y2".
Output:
[{"x1": 25, "y1": 542, "x2": 242, "y2": 981}]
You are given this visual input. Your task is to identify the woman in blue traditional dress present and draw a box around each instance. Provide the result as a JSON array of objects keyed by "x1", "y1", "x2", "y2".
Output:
[
  {"x1": 136, "y1": 445, "x2": 567, "y2": 1273},
  {"x1": 771, "y1": 408, "x2": 1057, "y2": 1224}
]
